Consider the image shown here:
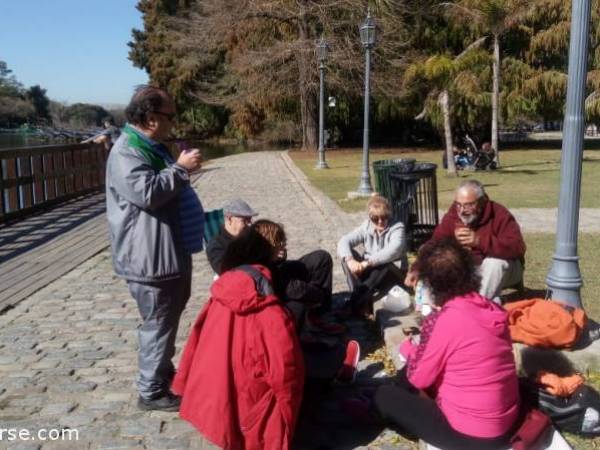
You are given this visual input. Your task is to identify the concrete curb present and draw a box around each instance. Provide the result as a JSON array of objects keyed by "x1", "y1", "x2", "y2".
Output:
[
  {"x1": 280, "y1": 151, "x2": 350, "y2": 230},
  {"x1": 513, "y1": 339, "x2": 600, "y2": 375},
  {"x1": 377, "y1": 303, "x2": 600, "y2": 374}
]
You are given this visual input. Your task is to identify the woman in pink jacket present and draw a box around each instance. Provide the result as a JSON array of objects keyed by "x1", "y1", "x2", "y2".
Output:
[{"x1": 374, "y1": 238, "x2": 519, "y2": 450}]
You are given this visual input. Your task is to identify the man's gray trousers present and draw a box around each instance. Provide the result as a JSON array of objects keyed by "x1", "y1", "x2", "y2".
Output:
[
  {"x1": 127, "y1": 270, "x2": 191, "y2": 400},
  {"x1": 479, "y1": 257, "x2": 524, "y2": 304}
]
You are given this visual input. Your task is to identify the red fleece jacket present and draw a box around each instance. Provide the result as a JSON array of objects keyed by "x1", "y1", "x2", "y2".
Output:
[
  {"x1": 433, "y1": 199, "x2": 526, "y2": 264},
  {"x1": 172, "y1": 265, "x2": 304, "y2": 450}
]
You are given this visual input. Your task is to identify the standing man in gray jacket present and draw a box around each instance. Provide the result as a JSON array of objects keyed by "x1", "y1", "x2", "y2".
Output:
[
  {"x1": 106, "y1": 86, "x2": 204, "y2": 411},
  {"x1": 337, "y1": 195, "x2": 408, "y2": 315}
]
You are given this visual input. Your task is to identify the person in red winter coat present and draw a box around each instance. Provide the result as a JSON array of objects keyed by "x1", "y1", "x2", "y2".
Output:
[
  {"x1": 172, "y1": 228, "x2": 305, "y2": 450},
  {"x1": 406, "y1": 179, "x2": 525, "y2": 303}
]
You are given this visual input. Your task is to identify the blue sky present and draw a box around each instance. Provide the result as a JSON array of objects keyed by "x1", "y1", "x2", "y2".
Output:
[{"x1": 0, "y1": 0, "x2": 148, "y2": 106}]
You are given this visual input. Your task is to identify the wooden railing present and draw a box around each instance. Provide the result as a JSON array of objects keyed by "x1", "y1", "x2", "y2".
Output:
[{"x1": 0, "y1": 143, "x2": 109, "y2": 224}]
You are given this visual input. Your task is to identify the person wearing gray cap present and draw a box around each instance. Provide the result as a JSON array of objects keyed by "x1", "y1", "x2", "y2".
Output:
[{"x1": 206, "y1": 198, "x2": 258, "y2": 274}]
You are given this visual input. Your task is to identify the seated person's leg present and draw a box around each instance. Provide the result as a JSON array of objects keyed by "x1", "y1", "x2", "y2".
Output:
[
  {"x1": 298, "y1": 250, "x2": 333, "y2": 312},
  {"x1": 503, "y1": 259, "x2": 524, "y2": 291},
  {"x1": 342, "y1": 251, "x2": 394, "y2": 312},
  {"x1": 374, "y1": 384, "x2": 509, "y2": 450},
  {"x1": 285, "y1": 300, "x2": 306, "y2": 329},
  {"x1": 341, "y1": 249, "x2": 364, "y2": 293},
  {"x1": 274, "y1": 260, "x2": 324, "y2": 306},
  {"x1": 479, "y1": 257, "x2": 513, "y2": 302},
  {"x1": 374, "y1": 384, "x2": 457, "y2": 447},
  {"x1": 278, "y1": 255, "x2": 345, "y2": 335},
  {"x1": 361, "y1": 264, "x2": 392, "y2": 293},
  {"x1": 365, "y1": 262, "x2": 407, "y2": 294}
]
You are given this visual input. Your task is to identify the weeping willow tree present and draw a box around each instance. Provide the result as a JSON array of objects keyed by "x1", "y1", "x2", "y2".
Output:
[{"x1": 404, "y1": 48, "x2": 491, "y2": 175}]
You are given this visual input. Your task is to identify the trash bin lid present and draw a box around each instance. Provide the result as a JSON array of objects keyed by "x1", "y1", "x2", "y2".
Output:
[{"x1": 412, "y1": 162, "x2": 437, "y2": 172}]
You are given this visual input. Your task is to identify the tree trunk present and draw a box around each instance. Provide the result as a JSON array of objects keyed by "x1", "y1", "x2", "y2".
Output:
[
  {"x1": 297, "y1": 11, "x2": 318, "y2": 151},
  {"x1": 439, "y1": 90, "x2": 457, "y2": 176},
  {"x1": 300, "y1": 89, "x2": 318, "y2": 151},
  {"x1": 492, "y1": 33, "x2": 500, "y2": 166}
]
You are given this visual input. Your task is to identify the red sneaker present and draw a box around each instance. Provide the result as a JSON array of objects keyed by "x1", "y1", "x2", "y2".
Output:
[
  {"x1": 335, "y1": 340, "x2": 360, "y2": 384},
  {"x1": 306, "y1": 313, "x2": 346, "y2": 335}
]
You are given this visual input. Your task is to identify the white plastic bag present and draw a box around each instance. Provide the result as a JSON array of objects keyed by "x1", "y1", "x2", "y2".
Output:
[{"x1": 382, "y1": 285, "x2": 411, "y2": 314}]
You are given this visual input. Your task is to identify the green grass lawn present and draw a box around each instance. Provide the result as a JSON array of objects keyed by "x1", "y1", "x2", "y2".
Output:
[
  {"x1": 289, "y1": 148, "x2": 600, "y2": 212},
  {"x1": 524, "y1": 233, "x2": 599, "y2": 320}
]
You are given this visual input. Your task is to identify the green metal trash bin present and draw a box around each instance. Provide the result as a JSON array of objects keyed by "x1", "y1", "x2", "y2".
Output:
[
  {"x1": 390, "y1": 162, "x2": 439, "y2": 251},
  {"x1": 372, "y1": 158, "x2": 416, "y2": 200}
]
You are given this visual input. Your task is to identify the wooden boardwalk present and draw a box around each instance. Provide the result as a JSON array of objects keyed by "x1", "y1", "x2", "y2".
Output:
[{"x1": 0, "y1": 192, "x2": 109, "y2": 313}]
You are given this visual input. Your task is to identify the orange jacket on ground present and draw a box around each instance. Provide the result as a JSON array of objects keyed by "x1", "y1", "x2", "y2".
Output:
[
  {"x1": 172, "y1": 265, "x2": 305, "y2": 450},
  {"x1": 536, "y1": 371, "x2": 585, "y2": 397},
  {"x1": 504, "y1": 299, "x2": 586, "y2": 349}
]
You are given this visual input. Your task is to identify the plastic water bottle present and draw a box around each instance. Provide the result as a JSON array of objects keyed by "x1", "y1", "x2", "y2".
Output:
[
  {"x1": 414, "y1": 280, "x2": 425, "y2": 312},
  {"x1": 414, "y1": 280, "x2": 433, "y2": 316}
]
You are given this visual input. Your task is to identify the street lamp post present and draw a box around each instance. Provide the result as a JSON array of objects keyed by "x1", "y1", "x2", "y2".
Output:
[
  {"x1": 316, "y1": 37, "x2": 329, "y2": 169},
  {"x1": 545, "y1": 0, "x2": 591, "y2": 308},
  {"x1": 356, "y1": 10, "x2": 376, "y2": 195}
]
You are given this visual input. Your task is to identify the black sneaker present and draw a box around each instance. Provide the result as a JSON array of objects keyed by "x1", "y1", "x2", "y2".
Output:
[{"x1": 137, "y1": 392, "x2": 181, "y2": 412}]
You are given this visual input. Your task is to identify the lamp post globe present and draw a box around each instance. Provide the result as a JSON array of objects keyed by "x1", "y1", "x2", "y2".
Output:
[
  {"x1": 316, "y1": 36, "x2": 329, "y2": 169},
  {"x1": 360, "y1": 10, "x2": 376, "y2": 48},
  {"x1": 356, "y1": 10, "x2": 376, "y2": 195}
]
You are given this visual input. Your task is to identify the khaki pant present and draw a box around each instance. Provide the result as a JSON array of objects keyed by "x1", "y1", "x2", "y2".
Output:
[{"x1": 479, "y1": 257, "x2": 524, "y2": 304}]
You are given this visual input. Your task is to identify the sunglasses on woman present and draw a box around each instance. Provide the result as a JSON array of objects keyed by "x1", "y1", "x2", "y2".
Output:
[{"x1": 370, "y1": 214, "x2": 389, "y2": 224}]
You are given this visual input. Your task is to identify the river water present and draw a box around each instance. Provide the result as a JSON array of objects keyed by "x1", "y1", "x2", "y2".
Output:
[
  {"x1": 0, "y1": 133, "x2": 283, "y2": 161},
  {"x1": 0, "y1": 133, "x2": 51, "y2": 149}
]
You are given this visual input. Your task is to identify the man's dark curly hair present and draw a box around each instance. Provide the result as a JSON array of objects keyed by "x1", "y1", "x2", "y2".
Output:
[
  {"x1": 413, "y1": 237, "x2": 481, "y2": 306},
  {"x1": 125, "y1": 85, "x2": 171, "y2": 126}
]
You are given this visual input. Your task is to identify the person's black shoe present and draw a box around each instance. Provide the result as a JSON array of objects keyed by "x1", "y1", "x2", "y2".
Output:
[{"x1": 137, "y1": 392, "x2": 181, "y2": 412}]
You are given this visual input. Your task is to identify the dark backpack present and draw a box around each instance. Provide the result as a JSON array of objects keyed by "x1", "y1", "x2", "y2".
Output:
[{"x1": 537, "y1": 384, "x2": 600, "y2": 436}]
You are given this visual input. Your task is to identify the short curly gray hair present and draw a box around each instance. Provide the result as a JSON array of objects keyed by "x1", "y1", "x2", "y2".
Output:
[{"x1": 458, "y1": 179, "x2": 486, "y2": 199}]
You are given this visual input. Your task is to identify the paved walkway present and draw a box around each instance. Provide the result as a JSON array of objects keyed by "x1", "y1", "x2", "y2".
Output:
[
  {"x1": 0, "y1": 152, "x2": 394, "y2": 450},
  {"x1": 1, "y1": 151, "x2": 598, "y2": 450},
  {"x1": 509, "y1": 208, "x2": 600, "y2": 233}
]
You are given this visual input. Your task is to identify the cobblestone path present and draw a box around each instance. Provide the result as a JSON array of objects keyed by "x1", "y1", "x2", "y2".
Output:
[{"x1": 0, "y1": 152, "x2": 400, "y2": 450}]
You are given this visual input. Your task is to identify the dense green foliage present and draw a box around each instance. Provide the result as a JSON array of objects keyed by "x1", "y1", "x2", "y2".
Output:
[
  {"x1": 60, "y1": 103, "x2": 112, "y2": 128},
  {"x1": 128, "y1": 0, "x2": 600, "y2": 148},
  {"x1": 0, "y1": 61, "x2": 38, "y2": 127},
  {"x1": 0, "y1": 60, "x2": 118, "y2": 130}
]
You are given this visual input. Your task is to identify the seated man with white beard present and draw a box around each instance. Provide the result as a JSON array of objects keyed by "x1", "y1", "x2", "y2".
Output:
[{"x1": 406, "y1": 180, "x2": 525, "y2": 304}]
